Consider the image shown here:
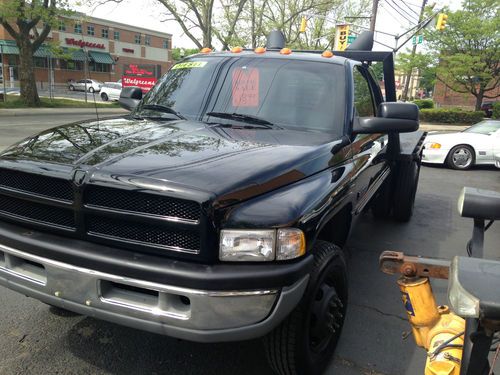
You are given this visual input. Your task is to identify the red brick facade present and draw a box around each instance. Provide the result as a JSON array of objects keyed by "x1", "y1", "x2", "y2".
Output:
[
  {"x1": 433, "y1": 80, "x2": 500, "y2": 110},
  {"x1": 0, "y1": 14, "x2": 173, "y2": 86}
]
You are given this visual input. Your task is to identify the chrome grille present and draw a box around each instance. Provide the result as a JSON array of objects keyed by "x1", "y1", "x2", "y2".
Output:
[
  {"x1": 87, "y1": 216, "x2": 200, "y2": 253},
  {"x1": 85, "y1": 185, "x2": 201, "y2": 222},
  {"x1": 0, "y1": 194, "x2": 75, "y2": 229},
  {"x1": 0, "y1": 168, "x2": 73, "y2": 201}
]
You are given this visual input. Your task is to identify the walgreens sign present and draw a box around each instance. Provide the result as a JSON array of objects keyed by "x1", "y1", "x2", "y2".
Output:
[
  {"x1": 122, "y1": 76, "x2": 157, "y2": 92},
  {"x1": 65, "y1": 38, "x2": 105, "y2": 49}
]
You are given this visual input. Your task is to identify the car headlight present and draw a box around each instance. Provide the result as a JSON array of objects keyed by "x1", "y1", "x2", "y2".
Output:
[
  {"x1": 425, "y1": 142, "x2": 441, "y2": 149},
  {"x1": 448, "y1": 257, "x2": 480, "y2": 318},
  {"x1": 219, "y1": 229, "x2": 305, "y2": 262}
]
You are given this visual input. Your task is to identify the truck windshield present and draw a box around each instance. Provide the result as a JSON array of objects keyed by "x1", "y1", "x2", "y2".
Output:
[{"x1": 136, "y1": 56, "x2": 345, "y2": 134}]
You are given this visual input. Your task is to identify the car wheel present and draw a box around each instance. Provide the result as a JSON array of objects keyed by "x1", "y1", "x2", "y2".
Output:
[
  {"x1": 69, "y1": 85, "x2": 74, "y2": 91},
  {"x1": 101, "y1": 93, "x2": 109, "y2": 101},
  {"x1": 447, "y1": 145, "x2": 475, "y2": 170},
  {"x1": 264, "y1": 241, "x2": 348, "y2": 375},
  {"x1": 89, "y1": 87, "x2": 95, "y2": 93},
  {"x1": 392, "y1": 158, "x2": 421, "y2": 222}
]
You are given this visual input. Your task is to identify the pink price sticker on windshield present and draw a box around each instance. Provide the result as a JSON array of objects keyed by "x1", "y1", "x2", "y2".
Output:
[{"x1": 232, "y1": 68, "x2": 259, "y2": 107}]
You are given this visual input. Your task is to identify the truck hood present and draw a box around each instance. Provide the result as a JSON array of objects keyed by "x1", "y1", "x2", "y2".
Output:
[{"x1": 0, "y1": 116, "x2": 343, "y2": 205}]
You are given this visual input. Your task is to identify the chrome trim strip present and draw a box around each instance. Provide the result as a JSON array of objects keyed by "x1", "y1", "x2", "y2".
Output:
[
  {"x1": 0, "y1": 185, "x2": 73, "y2": 205},
  {"x1": 354, "y1": 166, "x2": 391, "y2": 215},
  {"x1": 0, "y1": 264, "x2": 46, "y2": 286},
  {"x1": 85, "y1": 204, "x2": 200, "y2": 225},
  {"x1": 0, "y1": 211, "x2": 76, "y2": 231},
  {"x1": 87, "y1": 231, "x2": 200, "y2": 254},
  {"x1": 0, "y1": 243, "x2": 276, "y2": 297}
]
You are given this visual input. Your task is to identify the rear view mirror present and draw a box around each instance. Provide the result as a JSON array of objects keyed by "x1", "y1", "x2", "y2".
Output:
[
  {"x1": 119, "y1": 87, "x2": 143, "y2": 111},
  {"x1": 353, "y1": 102, "x2": 419, "y2": 134}
]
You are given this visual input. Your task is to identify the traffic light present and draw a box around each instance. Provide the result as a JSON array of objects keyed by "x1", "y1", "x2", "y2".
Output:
[
  {"x1": 299, "y1": 16, "x2": 307, "y2": 33},
  {"x1": 436, "y1": 13, "x2": 448, "y2": 30}
]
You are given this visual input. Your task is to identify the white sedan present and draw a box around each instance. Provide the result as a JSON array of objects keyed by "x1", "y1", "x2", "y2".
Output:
[
  {"x1": 99, "y1": 81, "x2": 122, "y2": 101},
  {"x1": 422, "y1": 120, "x2": 500, "y2": 170}
]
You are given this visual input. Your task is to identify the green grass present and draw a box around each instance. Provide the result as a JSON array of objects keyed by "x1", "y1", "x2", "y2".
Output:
[{"x1": 0, "y1": 95, "x2": 120, "y2": 109}]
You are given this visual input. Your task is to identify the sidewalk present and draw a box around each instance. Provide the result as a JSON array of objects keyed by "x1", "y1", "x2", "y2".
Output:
[{"x1": 0, "y1": 107, "x2": 128, "y2": 117}]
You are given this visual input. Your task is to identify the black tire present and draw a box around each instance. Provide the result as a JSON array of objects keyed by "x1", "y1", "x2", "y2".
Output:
[
  {"x1": 264, "y1": 241, "x2": 348, "y2": 375},
  {"x1": 392, "y1": 159, "x2": 420, "y2": 222},
  {"x1": 101, "y1": 93, "x2": 109, "y2": 101},
  {"x1": 446, "y1": 145, "x2": 475, "y2": 170},
  {"x1": 69, "y1": 85, "x2": 74, "y2": 91},
  {"x1": 89, "y1": 87, "x2": 95, "y2": 93},
  {"x1": 371, "y1": 174, "x2": 393, "y2": 219}
]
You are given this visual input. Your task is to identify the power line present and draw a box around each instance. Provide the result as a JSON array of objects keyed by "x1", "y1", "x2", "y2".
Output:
[
  {"x1": 400, "y1": 0, "x2": 421, "y2": 17},
  {"x1": 388, "y1": 0, "x2": 420, "y2": 22},
  {"x1": 380, "y1": 3, "x2": 414, "y2": 27},
  {"x1": 384, "y1": 0, "x2": 418, "y2": 24}
]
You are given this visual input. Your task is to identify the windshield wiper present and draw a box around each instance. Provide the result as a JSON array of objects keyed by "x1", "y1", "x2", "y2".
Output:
[
  {"x1": 140, "y1": 104, "x2": 186, "y2": 120},
  {"x1": 206, "y1": 112, "x2": 282, "y2": 129}
]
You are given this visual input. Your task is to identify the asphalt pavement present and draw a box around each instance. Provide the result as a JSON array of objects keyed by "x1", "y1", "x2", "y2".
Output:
[{"x1": 0, "y1": 112, "x2": 499, "y2": 375}]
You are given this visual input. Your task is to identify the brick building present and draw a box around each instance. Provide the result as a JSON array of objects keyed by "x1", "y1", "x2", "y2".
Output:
[
  {"x1": 433, "y1": 80, "x2": 500, "y2": 110},
  {"x1": 0, "y1": 13, "x2": 173, "y2": 86}
]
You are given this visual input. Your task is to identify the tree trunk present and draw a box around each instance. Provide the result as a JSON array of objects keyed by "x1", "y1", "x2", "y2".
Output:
[
  {"x1": 474, "y1": 90, "x2": 483, "y2": 111},
  {"x1": 18, "y1": 37, "x2": 40, "y2": 107}
]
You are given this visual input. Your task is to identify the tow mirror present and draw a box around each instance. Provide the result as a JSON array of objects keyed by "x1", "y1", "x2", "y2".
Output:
[
  {"x1": 353, "y1": 102, "x2": 419, "y2": 134},
  {"x1": 119, "y1": 86, "x2": 143, "y2": 111}
]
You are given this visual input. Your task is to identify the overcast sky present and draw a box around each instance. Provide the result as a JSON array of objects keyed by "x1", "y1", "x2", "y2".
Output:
[{"x1": 74, "y1": 0, "x2": 462, "y2": 52}]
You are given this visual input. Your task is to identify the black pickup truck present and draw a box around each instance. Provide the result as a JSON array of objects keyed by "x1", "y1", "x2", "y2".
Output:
[{"x1": 0, "y1": 32, "x2": 425, "y2": 375}]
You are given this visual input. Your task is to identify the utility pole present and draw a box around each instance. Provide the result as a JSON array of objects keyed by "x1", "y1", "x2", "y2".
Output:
[
  {"x1": 1, "y1": 45, "x2": 6, "y2": 102},
  {"x1": 370, "y1": 0, "x2": 379, "y2": 31},
  {"x1": 402, "y1": 0, "x2": 427, "y2": 101}
]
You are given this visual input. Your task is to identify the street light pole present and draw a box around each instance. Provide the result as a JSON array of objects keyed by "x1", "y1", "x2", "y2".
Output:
[
  {"x1": 1, "y1": 45, "x2": 6, "y2": 102},
  {"x1": 402, "y1": 0, "x2": 428, "y2": 101}
]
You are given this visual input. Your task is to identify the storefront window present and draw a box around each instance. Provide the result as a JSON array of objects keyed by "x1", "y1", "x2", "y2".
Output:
[
  {"x1": 114, "y1": 31, "x2": 120, "y2": 40},
  {"x1": 74, "y1": 24, "x2": 82, "y2": 34},
  {"x1": 135, "y1": 34, "x2": 141, "y2": 44},
  {"x1": 60, "y1": 60, "x2": 84, "y2": 71},
  {"x1": 33, "y1": 57, "x2": 48, "y2": 68},
  {"x1": 145, "y1": 35, "x2": 151, "y2": 46},
  {"x1": 87, "y1": 25, "x2": 95, "y2": 36},
  {"x1": 102, "y1": 29, "x2": 109, "y2": 38},
  {"x1": 89, "y1": 62, "x2": 111, "y2": 73}
]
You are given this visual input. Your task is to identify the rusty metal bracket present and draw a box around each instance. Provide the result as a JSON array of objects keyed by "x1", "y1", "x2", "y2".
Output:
[{"x1": 379, "y1": 251, "x2": 451, "y2": 279}]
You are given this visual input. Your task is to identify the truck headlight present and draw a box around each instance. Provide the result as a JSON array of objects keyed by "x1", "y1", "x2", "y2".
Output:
[
  {"x1": 448, "y1": 257, "x2": 480, "y2": 318},
  {"x1": 219, "y1": 229, "x2": 306, "y2": 262}
]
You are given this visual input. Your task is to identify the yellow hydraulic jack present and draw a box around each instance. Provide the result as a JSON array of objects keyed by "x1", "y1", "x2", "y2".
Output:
[{"x1": 380, "y1": 251, "x2": 466, "y2": 375}]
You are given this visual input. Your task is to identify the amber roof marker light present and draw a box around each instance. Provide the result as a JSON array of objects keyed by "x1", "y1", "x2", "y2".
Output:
[
  {"x1": 280, "y1": 48, "x2": 292, "y2": 55},
  {"x1": 321, "y1": 50, "x2": 334, "y2": 58},
  {"x1": 231, "y1": 46, "x2": 243, "y2": 53},
  {"x1": 254, "y1": 47, "x2": 266, "y2": 54},
  {"x1": 200, "y1": 47, "x2": 212, "y2": 54}
]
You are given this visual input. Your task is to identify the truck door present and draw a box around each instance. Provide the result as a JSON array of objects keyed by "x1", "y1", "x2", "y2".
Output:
[{"x1": 350, "y1": 65, "x2": 389, "y2": 215}]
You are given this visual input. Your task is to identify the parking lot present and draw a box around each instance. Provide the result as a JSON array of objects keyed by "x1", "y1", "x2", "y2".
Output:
[{"x1": 0, "y1": 113, "x2": 499, "y2": 375}]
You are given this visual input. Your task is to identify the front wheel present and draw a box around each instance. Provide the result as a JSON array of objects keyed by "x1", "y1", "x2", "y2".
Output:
[
  {"x1": 101, "y1": 93, "x2": 109, "y2": 101},
  {"x1": 69, "y1": 85, "x2": 74, "y2": 91},
  {"x1": 447, "y1": 145, "x2": 475, "y2": 170},
  {"x1": 88, "y1": 87, "x2": 95, "y2": 93},
  {"x1": 264, "y1": 241, "x2": 348, "y2": 375}
]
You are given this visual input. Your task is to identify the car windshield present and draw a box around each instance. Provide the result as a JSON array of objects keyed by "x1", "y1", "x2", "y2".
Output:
[
  {"x1": 463, "y1": 120, "x2": 500, "y2": 135},
  {"x1": 135, "y1": 56, "x2": 345, "y2": 134}
]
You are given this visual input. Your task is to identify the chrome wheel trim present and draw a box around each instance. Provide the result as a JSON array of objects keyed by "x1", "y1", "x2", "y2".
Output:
[{"x1": 452, "y1": 148, "x2": 472, "y2": 168}]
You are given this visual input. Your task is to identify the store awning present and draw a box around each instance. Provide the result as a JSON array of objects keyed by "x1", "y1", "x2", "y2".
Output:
[
  {"x1": 88, "y1": 51, "x2": 114, "y2": 64},
  {"x1": 0, "y1": 40, "x2": 19, "y2": 55},
  {"x1": 61, "y1": 47, "x2": 88, "y2": 61},
  {"x1": 33, "y1": 45, "x2": 55, "y2": 58},
  {"x1": 1, "y1": 40, "x2": 54, "y2": 57}
]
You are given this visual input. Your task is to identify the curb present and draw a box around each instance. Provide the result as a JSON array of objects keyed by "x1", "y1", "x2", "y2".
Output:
[{"x1": 0, "y1": 108, "x2": 128, "y2": 117}]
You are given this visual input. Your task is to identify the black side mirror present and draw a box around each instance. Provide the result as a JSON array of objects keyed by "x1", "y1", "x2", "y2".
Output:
[
  {"x1": 353, "y1": 102, "x2": 419, "y2": 134},
  {"x1": 119, "y1": 86, "x2": 143, "y2": 111}
]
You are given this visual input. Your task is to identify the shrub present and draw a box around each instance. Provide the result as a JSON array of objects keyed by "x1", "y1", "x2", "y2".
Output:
[
  {"x1": 412, "y1": 99, "x2": 434, "y2": 109},
  {"x1": 492, "y1": 102, "x2": 500, "y2": 119},
  {"x1": 419, "y1": 109, "x2": 484, "y2": 124}
]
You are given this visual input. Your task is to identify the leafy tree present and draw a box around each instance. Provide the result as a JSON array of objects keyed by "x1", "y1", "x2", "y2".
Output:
[
  {"x1": 396, "y1": 52, "x2": 437, "y2": 96},
  {"x1": 0, "y1": 0, "x2": 72, "y2": 106},
  {"x1": 171, "y1": 47, "x2": 200, "y2": 61},
  {"x1": 424, "y1": 0, "x2": 499, "y2": 110}
]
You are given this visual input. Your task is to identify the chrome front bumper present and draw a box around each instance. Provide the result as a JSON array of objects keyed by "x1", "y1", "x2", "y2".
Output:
[{"x1": 0, "y1": 243, "x2": 308, "y2": 342}]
